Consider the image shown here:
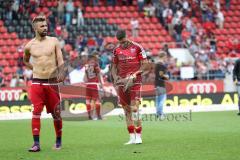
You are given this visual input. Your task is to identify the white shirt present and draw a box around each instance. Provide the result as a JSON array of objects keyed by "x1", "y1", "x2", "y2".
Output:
[
  {"x1": 183, "y1": 1, "x2": 189, "y2": 10},
  {"x1": 130, "y1": 19, "x2": 139, "y2": 29},
  {"x1": 23, "y1": 69, "x2": 32, "y2": 79},
  {"x1": 217, "y1": 11, "x2": 224, "y2": 21},
  {"x1": 69, "y1": 67, "x2": 85, "y2": 84},
  {"x1": 176, "y1": 10, "x2": 183, "y2": 18}
]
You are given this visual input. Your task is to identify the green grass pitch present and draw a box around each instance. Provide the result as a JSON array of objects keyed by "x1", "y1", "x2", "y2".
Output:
[{"x1": 0, "y1": 111, "x2": 240, "y2": 160}]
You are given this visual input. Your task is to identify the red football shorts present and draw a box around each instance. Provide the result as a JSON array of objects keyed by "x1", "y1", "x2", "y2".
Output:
[
  {"x1": 118, "y1": 84, "x2": 141, "y2": 106},
  {"x1": 29, "y1": 79, "x2": 60, "y2": 114},
  {"x1": 86, "y1": 84, "x2": 99, "y2": 100}
]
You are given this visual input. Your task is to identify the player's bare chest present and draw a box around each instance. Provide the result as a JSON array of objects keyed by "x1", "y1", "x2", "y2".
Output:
[{"x1": 30, "y1": 42, "x2": 55, "y2": 57}]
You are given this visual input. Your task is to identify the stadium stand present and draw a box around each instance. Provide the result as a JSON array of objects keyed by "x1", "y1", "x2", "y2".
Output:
[{"x1": 0, "y1": 0, "x2": 238, "y2": 87}]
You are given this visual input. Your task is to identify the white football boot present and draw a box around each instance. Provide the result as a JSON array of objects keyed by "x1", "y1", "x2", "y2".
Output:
[
  {"x1": 124, "y1": 133, "x2": 136, "y2": 145},
  {"x1": 135, "y1": 133, "x2": 142, "y2": 144}
]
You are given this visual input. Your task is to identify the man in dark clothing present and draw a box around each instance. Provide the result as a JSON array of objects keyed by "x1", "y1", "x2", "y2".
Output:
[
  {"x1": 233, "y1": 59, "x2": 240, "y2": 115},
  {"x1": 155, "y1": 52, "x2": 168, "y2": 117}
]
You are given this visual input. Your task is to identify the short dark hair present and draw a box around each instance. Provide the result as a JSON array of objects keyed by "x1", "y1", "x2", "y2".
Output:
[
  {"x1": 116, "y1": 29, "x2": 126, "y2": 40},
  {"x1": 32, "y1": 15, "x2": 47, "y2": 25}
]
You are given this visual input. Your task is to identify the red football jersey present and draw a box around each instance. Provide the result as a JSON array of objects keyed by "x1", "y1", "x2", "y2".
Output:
[
  {"x1": 112, "y1": 41, "x2": 147, "y2": 80},
  {"x1": 85, "y1": 59, "x2": 100, "y2": 83}
]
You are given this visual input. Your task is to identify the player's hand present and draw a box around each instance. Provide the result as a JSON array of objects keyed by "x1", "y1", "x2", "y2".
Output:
[
  {"x1": 130, "y1": 73, "x2": 137, "y2": 80},
  {"x1": 113, "y1": 76, "x2": 121, "y2": 85}
]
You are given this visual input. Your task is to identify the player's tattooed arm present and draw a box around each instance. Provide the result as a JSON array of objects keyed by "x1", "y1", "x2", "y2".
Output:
[
  {"x1": 55, "y1": 37, "x2": 64, "y2": 67},
  {"x1": 23, "y1": 43, "x2": 33, "y2": 70}
]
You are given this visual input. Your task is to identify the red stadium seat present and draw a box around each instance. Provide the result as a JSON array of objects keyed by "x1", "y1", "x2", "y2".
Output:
[
  {"x1": 125, "y1": 12, "x2": 132, "y2": 18},
  {"x1": 10, "y1": 32, "x2": 18, "y2": 39},
  {"x1": 142, "y1": 36, "x2": 149, "y2": 42},
  {"x1": 111, "y1": 12, "x2": 117, "y2": 18},
  {"x1": 0, "y1": 53, "x2": 3, "y2": 60},
  {"x1": 85, "y1": 6, "x2": 93, "y2": 12},
  {"x1": 132, "y1": 12, "x2": 138, "y2": 18},
  {"x1": 151, "y1": 17, "x2": 158, "y2": 23},
  {"x1": 141, "y1": 24, "x2": 148, "y2": 30},
  {"x1": 224, "y1": 23, "x2": 230, "y2": 29},
  {"x1": 35, "y1": 7, "x2": 41, "y2": 14},
  {"x1": 12, "y1": 66, "x2": 17, "y2": 73},
  {"x1": 217, "y1": 41, "x2": 225, "y2": 47},
  {"x1": 0, "y1": 27, "x2": 7, "y2": 33},
  {"x1": 99, "y1": 6, "x2": 106, "y2": 12},
  {"x1": 3, "y1": 67, "x2": 11, "y2": 74},
  {"x1": 6, "y1": 39, "x2": 12, "y2": 46},
  {"x1": 1, "y1": 46, "x2": 8, "y2": 53},
  {"x1": 0, "y1": 21, "x2": 3, "y2": 27},
  {"x1": 5, "y1": 53, "x2": 12, "y2": 60},
  {"x1": 9, "y1": 46, "x2": 17, "y2": 53},
  {"x1": 74, "y1": 1, "x2": 81, "y2": 7},
  {"x1": 155, "y1": 43, "x2": 162, "y2": 49},
  {"x1": 152, "y1": 49, "x2": 159, "y2": 56},
  {"x1": 115, "y1": 18, "x2": 122, "y2": 24},
  {"x1": 107, "y1": 6, "x2": 113, "y2": 12},
  {"x1": 93, "y1": 6, "x2": 100, "y2": 12},
  {"x1": 150, "y1": 36, "x2": 157, "y2": 42},
  {"x1": 52, "y1": 1, "x2": 58, "y2": 7},
  {"x1": 232, "y1": 16, "x2": 239, "y2": 22},
  {"x1": 149, "y1": 23, "x2": 156, "y2": 29},
  {"x1": 13, "y1": 39, "x2": 21, "y2": 46},
  {"x1": 5, "y1": 74, "x2": 12, "y2": 81},
  {"x1": 42, "y1": 7, "x2": 49, "y2": 14},
  {"x1": 236, "y1": 28, "x2": 240, "y2": 34},
  {"x1": 0, "y1": 39, "x2": 4, "y2": 46},
  {"x1": 107, "y1": 18, "x2": 115, "y2": 24},
  {"x1": 0, "y1": 60, "x2": 8, "y2": 67},
  {"x1": 13, "y1": 52, "x2": 19, "y2": 59},
  {"x1": 96, "y1": 12, "x2": 104, "y2": 18},
  {"x1": 46, "y1": 1, "x2": 52, "y2": 7},
  {"x1": 145, "y1": 30, "x2": 152, "y2": 36},
  {"x1": 103, "y1": 12, "x2": 110, "y2": 18},
  {"x1": 114, "y1": 6, "x2": 121, "y2": 12},
  {"x1": 152, "y1": 29, "x2": 160, "y2": 36},
  {"x1": 121, "y1": 6, "x2": 128, "y2": 12},
  {"x1": 9, "y1": 59, "x2": 16, "y2": 66},
  {"x1": 119, "y1": 12, "x2": 126, "y2": 18},
  {"x1": 2, "y1": 33, "x2": 9, "y2": 39},
  {"x1": 229, "y1": 28, "x2": 236, "y2": 35},
  {"x1": 146, "y1": 43, "x2": 155, "y2": 49},
  {"x1": 129, "y1": 6, "x2": 136, "y2": 12},
  {"x1": 166, "y1": 36, "x2": 172, "y2": 42},
  {"x1": 30, "y1": 13, "x2": 37, "y2": 20},
  {"x1": 160, "y1": 30, "x2": 168, "y2": 36},
  {"x1": 122, "y1": 18, "x2": 129, "y2": 24}
]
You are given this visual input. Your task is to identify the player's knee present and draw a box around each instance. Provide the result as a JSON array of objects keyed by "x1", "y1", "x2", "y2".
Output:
[
  {"x1": 131, "y1": 105, "x2": 138, "y2": 112},
  {"x1": 52, "y1": 113, "x2": 61, "y2": 120},
  {"x1": 32, "y1": 110, "x2": 42, "y2": 116},
  {"x1": 95, "y1": 99, "x2": 100, "y2": 105},
  {"x1": 52, "y1": 106, "x2": 61, "y2": 120}
]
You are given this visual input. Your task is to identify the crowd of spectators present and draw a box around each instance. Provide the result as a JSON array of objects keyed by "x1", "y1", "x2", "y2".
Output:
[
  {"x1": 0, "y1": 0, "x2": 236, "y2": 87},
  {"x1": 138, "y1": 0, "x2": 235, "y2": 80}
]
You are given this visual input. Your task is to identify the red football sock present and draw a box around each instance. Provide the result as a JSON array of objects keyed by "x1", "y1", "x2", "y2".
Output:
[
  {"x1": 54, "y1": 119, "x2": 62, "y2": 138},
  {"x1": 135, "y1": 126, "x2": 142, "y2": 134},
  {"x1": 127, "y1": 125, "x2": 135, "y2": 134},
  {"x1": 86, "y1": 99, "x2": 92, "y2": 117},
  {"x1": 95, "y1": 103, "x2": 101, "y2": 117},
  {"x1": 32, "y1": 114, "x2": 41, "y2": 136}
]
